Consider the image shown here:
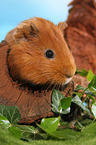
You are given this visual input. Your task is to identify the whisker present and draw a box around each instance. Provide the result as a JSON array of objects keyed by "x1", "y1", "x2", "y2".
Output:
[
  {"x1": 51, "y1": 84, "x2": 57, "y2": 92},
  {"x1": 57, "y1": 84, "x2": 60, "y2": 90},
  {"x1": 46, "y1": 83, "x2": 53, "y2": 91},
  {"x1": 58, "y1": 84, "x2": 61, "y2": 90},
  {"x1": 41, "y1": 82, "x2": 49, "y2": 90},
  {"x1": 55, "y1": 84, "x2": 58, "y2": 90},
  {"x1": 27, "y1": 72, "x2": 52, "y2": 81}
]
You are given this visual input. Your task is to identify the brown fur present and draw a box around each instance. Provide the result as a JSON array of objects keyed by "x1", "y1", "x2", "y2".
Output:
[{"x1": 5, "y1": 17, "x2": 76, "y2": 86}]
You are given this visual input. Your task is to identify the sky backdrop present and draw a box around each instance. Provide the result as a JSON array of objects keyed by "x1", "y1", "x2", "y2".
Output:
[{"x1": 0, "y1": 0, "x2": 72, "y2": 42}]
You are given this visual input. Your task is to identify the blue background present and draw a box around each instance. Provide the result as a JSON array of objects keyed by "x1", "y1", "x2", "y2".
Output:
[{"x1": 0, "y1": 0, "x2": 72, "y2": 42}]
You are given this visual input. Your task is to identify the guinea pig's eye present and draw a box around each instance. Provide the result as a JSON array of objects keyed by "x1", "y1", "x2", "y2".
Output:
[{"x1": 45, "y1": 50, "x2": 54, "y2": 59}]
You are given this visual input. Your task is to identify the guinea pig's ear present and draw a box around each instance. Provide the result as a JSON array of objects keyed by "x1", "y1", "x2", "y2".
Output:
[
  {"x1": 22, "y1": 23, "x2": 39, "y2": 38},
  {"x1": 14, "y1": 23, "x2": 39, "y2": 42},
  {"x1": 30, "y1": 23, "x2": 39, "y2": 34},
  {"x1": 57, "y1": 22, "x2": 67, "y2": 33}
]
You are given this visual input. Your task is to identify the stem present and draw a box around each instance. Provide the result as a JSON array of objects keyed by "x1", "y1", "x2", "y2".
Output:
[
  {"x1": 92, "y1": 118, "x2": 96, "y2": 123},
  {"x1": 81, "y1": 87, "x2": 88, "y2": 96},
  {"x1": 73, "y1": 92, "x2": 81, "y2": 95},
  {"x1": 76, "y1": 121, "x2": 85, "y2": 130},
  {"x1": 81, "y1": 87, "x2": 89, "y2": 103},
  {"x1": 83, "y1": 95, "x2": 89, "y2": 103}
]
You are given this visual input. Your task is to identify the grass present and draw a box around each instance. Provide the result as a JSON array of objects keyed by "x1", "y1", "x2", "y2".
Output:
[{"x1": 1, "y1": 122, "x2": 96, "y2": 145}]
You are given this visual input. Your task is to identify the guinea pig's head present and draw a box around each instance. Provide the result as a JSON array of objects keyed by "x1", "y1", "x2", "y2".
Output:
[{"x1": 6, "y1": 17, "x2": 76, "y2": 88}]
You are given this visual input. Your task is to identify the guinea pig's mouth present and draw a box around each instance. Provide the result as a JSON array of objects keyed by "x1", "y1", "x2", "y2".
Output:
[
  {"x1": 14, "y1": 74, "x2": 73, "y2": 93},
  {"x1": 18, "y1": 76, "x2": 73, "y2": 93}
]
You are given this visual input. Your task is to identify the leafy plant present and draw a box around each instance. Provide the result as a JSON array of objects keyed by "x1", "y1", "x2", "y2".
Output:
[
  {"x1": 76, "y1": 68, "x2": 88, "y2": 76},
  {"x1": 37, "y1": 117, "x2": 65, "y2": 139},
  {"x1": 0, "y1": 105, "x2": 21, "y2": 124},
  {"x1": 51, "y1": 69, "x2": 96, "y2": 128},
  {"x1": 75, "y1": 69, "x2": 96, "y2": 120},
  {"x1": 51, "y1": 89, "x2": 72, "y2": 114},
  {"x1": 0, "y1": 106, "x2": 21, "y2": 139},
  {"x1": 0, "y1": 69, "x2": 96, "y2": 142}
]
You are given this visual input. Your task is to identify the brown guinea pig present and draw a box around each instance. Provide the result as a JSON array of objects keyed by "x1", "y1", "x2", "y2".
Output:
[{"x1": 5, "y1": 17, "x2": 76, "y2": 88}]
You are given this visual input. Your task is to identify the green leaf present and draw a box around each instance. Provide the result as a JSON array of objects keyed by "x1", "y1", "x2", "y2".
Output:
[
  {"x1": 21, "y1": 132, "x2": 47, "y2": 141},
  {"x1": 52, "y1": 89, "x2": 64, "y2": 107},
  {"x1": 47, "y1": 130, "x2": 65, "y2": 139},
  {"x1": 88, "y1": 75, "x2": 96, "y2": 89},
  {"x1": 76, "y1": 68, "x2": 88, "y2": 76},
  {"x1": 75, "y1": 84, "x2": 96, "y2": 97},
  {"x1": 76, "y1": 85, "x2": 85, "y2": 91},
  {"x1": 72, "y1": 95, "x2": 90, "y2": 114},
  {"x1": 85, "y1": 90, "x2": 96, "y2": 98},
  {"x1": 8, "y1": 126, "x2": 21, "y2": 139},
  {"x1": 37, "y1": 123, "x2": 65, "y2": 139},
  {"x1": 16, "y1": 125, "x2": 47, "y2": 141},
  {"x1": 76, "y1": 68, "x2": 79, "y2": 73},
  {"x1": 92, "y1": 103, "x2": 96, "y2": 118},
  {"x1": 59, "y1": 97, "x2": 72, "y2": 109},
  {"x1": 38, "y1": 117, "x2": 60, "y2": 133},
  {"x1": 58, "y1": 107, "x2": 71, "y2": 114},
  {"x1": 52, "y1": 90, "x2": 71, "y2": 114},
  {"x1": 87, "y1": 70, "x2": 94, "y2": 81},
  {"x1": 0, "y1": 105, "x2": 21, "y2": 124},
  {"x1": 89, "y1": 87, "x2": 96, "y2": 92},
  {"x1": 51, "y1": 104, "x2": 58, "y2": 113},
  {"x1": 0, "y1": 115, "x2": 11, "y2": 128},
  {"x1": 0, "y1": 115, "x2": 21, "y2": 139},
  {"x1": 16, "y1": 125, "x2": 38, "y2": 134},
  {"x1": 52, "y1": 89, "x2": 65, "y2": 113},
  {"x1": 37, "y1": 117, "x2": 64, "y2": 139}
]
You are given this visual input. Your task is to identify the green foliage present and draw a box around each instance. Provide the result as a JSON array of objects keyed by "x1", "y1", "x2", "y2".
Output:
[
  {"x1": 0, "y1": 105, "x2": 21, "y2": 124},
  {"x1": 88, "y1": 75, "x2": 96, "y2": 90},
  {"x1": 59, "y1": 97, "x2": 72, "y2": 110},
  {"x1": 1, "y1": 123, "x2": 96, "y2": 145},
  {"x1": 87, "y1": 69, "x2": 94, "y2": 81},
  {"x1": 52, "y1": 89, "x2": 71, "y2": 114},
  {"x1": 0, "y1": 115, "x2": 11, "y2": 128},
  {"x1": 76, "y1": 68, "x2": 88, "y2": 76},
  {"x1": 40, "y1": 117, "x2": 60, "y2": 133},
  {"x1": 16, "y1": 125, "x2": 47, "y2": 141},
  {"x1": 72, "y1": 95, "x2": 90, "y2": 114},
  {"x1": 0, "y1": 105, "x2": 21, "y2": 139},
  {"x1": 0, "y1": 68, "x2": 96, "y2": 143},
  {"x1": 51, "y1": 89, "x2": 64, "y2": 113},
  {"x1": 0, "y1": 114, "x2": 21, "y2": 139},
  {"x1": 75, "y1": 84, "x2": 85, "y2": 91},
  {"x1": 76, "y1": 69, "x2": 96, "y2": 120},
  {"x1": 37, "y1": 117, "x2": 65, "y2": 139},
  {"x1": 8, "y1": 126, "x2": 21, "y2": 139},
  {"x1": 92, "y1": 103, "x2": 96, "y2": 119}
]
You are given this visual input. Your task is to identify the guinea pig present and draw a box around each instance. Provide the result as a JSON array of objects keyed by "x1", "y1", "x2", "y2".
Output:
[{"x1": 5, "y1": 17, "x2": 76, "y2": 90}]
